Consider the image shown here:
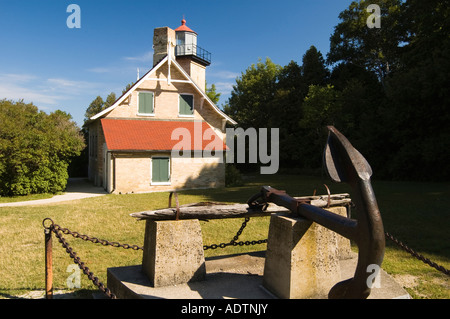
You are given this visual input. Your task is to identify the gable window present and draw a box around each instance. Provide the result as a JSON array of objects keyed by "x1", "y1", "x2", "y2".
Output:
[
  {"x1": 151, "y1": 157, "x2": 170, "y2": 185},
  {"x1": 179, "y1": 94, "x2": 194, "y2": 116},
  {"x1": 138, "y1": 91, "x2": 154, "y2": 115}
]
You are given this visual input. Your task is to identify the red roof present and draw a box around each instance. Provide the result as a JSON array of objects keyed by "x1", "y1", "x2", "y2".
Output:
[
  {"x1": 174, "y1": 19, "x2": 197, "y2": 34},
  {"x1": 101, "y1": 119, "x2": 226, "y2": 151}
]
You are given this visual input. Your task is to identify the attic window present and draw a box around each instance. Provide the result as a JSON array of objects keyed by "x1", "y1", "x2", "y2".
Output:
[
  {"x1": 179, "y1": 94, "x2": 194, "y2": 116},
  {"x1": 138, "y1": 91, "x2": 154, "y2": 116}
]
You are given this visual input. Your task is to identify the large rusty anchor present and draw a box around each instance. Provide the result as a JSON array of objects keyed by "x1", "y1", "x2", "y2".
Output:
[{"x1": 250, "y1": 126, "x2": 385, "y2": 299}]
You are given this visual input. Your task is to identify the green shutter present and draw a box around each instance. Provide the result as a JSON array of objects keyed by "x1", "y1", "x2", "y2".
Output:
[
  {"x1": 139, "y1": 92, "x2": 154, "y2": 114},
  {"x1": 152, "y1": 157, "x2": 169, "y2": 183},
  {"x1": 179, "y1": 94, "x2": 193, "y2": 115}
]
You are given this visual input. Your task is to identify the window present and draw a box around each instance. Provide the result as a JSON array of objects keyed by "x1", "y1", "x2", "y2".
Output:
[
  {"x1": 138, "y1": 91, "x2": 154, "y2": 115},
  {"x1": 179, "y1": 94, "x2": 194, "y2": 116},
  {"x1": 151, "y1": 157, "x2": 170, "y2": 185}
]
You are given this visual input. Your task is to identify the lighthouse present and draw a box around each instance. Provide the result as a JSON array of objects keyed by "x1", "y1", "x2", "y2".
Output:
[{"x1": 175, "y1": 19, "x2": 211, "y2": 67}]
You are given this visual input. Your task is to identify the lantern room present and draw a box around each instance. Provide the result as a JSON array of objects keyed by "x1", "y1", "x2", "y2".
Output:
[{"x1": 175, "y1": 19, "x2": 211, "y2": 66}]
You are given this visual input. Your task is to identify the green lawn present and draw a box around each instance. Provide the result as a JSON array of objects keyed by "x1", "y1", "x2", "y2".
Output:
[
  {"x1": 0, "y1": 193, "x2": 55, "y2": 203},
  {"x1": 0, "y1": 174, "x2": 448, "y2": 299}
]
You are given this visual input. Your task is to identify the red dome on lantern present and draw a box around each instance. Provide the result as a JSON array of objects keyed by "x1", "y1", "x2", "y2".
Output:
[{"x1": 175, "y1": 19, "x2": 197, "y2": 34}]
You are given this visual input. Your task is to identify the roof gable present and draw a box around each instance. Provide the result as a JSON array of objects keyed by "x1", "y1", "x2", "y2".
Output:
[{"x1": 90, "y1": 56, "x2": 236, "y2": 125}]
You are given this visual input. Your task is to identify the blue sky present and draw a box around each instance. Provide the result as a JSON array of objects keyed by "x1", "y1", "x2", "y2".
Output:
[{"x1": 0, "y1": 0, "x2": 354, "y2": 127}]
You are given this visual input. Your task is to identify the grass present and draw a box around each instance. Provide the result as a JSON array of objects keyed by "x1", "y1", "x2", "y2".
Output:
[
  {"x1": 0, "y1": 174, "x2": 448, "y2": 299},
  {"x1": 0, "y1": 193, "x2": 56, "y2": 203}
]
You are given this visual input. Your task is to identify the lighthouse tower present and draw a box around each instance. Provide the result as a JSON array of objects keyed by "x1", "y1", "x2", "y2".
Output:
[
  {"x1": 174, "y1": 19, "x2": 211, "y2": 90},
  {"x1": 152, "y1": 19, "x2": 211, "y2": 91}
]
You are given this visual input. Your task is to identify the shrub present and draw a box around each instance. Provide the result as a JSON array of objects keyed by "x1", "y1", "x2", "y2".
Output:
[{"x1": 0, "y1": 99, "x2": 85, "y2": 196}]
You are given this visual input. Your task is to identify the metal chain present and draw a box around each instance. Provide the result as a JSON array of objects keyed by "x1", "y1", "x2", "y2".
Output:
[
  {"x1": 43, "y1": 218, "x2": 449, "y2": 303},
  {"x1": 385, "y1": 232, "x2": 450, "y2": 276},
  {"x1": 49, "y1": 223, "x2": 118, "y2": 299},
  {"x1": 203, "y1": 217, "x2": 268, "y2": 250},
  {"x1": 52, "y1": 217, "x2": 266, "y2": 252},
  {"x1": 43, "y1": 217, "x2": 268, "y2": 299}
]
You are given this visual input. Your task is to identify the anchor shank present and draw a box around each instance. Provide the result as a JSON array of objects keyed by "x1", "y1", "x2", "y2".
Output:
[
  {"x1": 261, "y1": 187, "x2": 358, "y2": 241},
  {"x1": 298, "y1": 204, "x2": 358, "y2": 241}
]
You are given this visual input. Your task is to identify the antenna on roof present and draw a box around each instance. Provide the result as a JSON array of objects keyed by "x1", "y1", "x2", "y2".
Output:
[{"x1": 137, "y1": 68, "x2": 140, "y2": 80}]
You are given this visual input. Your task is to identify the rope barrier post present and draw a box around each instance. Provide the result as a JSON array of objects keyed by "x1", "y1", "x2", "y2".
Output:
[{"x1": 44, "y1": 227, "x2": 53, "y2": 299}]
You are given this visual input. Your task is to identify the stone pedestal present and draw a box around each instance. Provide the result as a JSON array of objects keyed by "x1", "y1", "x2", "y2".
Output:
[
  {"x1": 142, "y1": 219, "x2": 206, "y2": 287},
  {"x1": 263, "y1": 207, "x2": 351, "y2": 299}
]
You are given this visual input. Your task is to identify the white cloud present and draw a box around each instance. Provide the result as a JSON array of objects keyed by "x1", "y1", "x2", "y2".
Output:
[
  {"x1": 214, "y1": 81, "x2": 235, "y2": 95},
  {"x1": 0, "y1": 73, "x2": 38, "y2": 83},
  {"x1": 0, "y1": 73, "x2": 60, "y2": 106},
  {"x1": 207, "y1": 69, "x2": 239, "y2": 99},
  {"x1": 0, "y1": 73, "x2": 101, "y2": 108},
  {"x1": 0, "y1": 84, "x2": 60, "y2": 107},
  {"x1": 209, "y1": 70, "x2": 239, "y2": 80},
  {"x1": 123, "y1": 50, "x2": 154, "y2": 62},
  {"x1": 46, "y1": 78, "x2": 98, "y2": 94}
]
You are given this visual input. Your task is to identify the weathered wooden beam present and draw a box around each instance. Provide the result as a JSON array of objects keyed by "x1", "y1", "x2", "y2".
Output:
[
  {"x1": 131, "y1": 203, "x2": 274, "y2": 221},
  {"x1": 130, "y1": 194, "x2": 351, "y2": 221}
]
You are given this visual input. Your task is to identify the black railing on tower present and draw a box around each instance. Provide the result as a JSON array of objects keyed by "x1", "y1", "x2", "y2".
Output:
[{"x1": 175, "y1": 44, "x2": 211, "y2": 65}]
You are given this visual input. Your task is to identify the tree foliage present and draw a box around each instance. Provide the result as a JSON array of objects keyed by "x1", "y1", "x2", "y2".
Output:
[
  {"x1": 0, "y1": 100, "x2": 85, "y2": 196},
  {"x1": 224, "y1": 0, "x2": 449, "y2": 181},
  {"x1": 206, "y1": 82, "x2": 221, "y2": 105},
  {"x1": 224, "y1": 58, "x2": 281, "y2": 129},
  {"x1": 84, "y1": 92, "x2": 117, "y2": 124},
  {"x1": 327, "y1": 0, "x2": 404, "y2": 83},
  {"x1": 225, "y1": 48, "x2": 331, "y2": 170}
]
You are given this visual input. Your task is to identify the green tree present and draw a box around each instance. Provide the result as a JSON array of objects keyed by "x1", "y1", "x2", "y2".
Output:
[
  {"x1": 206, "y1": 82, "x2": 221, "y2": 105},
  {"x1": 273, "y1": 47, "x2": 330, "y2": 169},
  {"x1": 84, "y1": 92, "x2": 117, "y2": 124},
  {"x1": 382, "y1": 0, "x2": 450, "y2": 180},
  {"x1": 270, "y1": 60, "x2": 306, "y2": 167},
  {"x1": 224, "y1": 57, "x2": 281, "y2": 129},
  {"x1": 327, "y1": 0, "x2": 403, "y2": 84},
  {"x1": 122, "y1": 82, "x2": 135, "y2": 95},
  {"x1": 105, "y1": 92, "x2": 117, "y2": 108},
  {"x1": 299, "y1": 85, "x2": 342, "y2": 168},
  {"x1": 84, "y1": 95, "x2": 104, "y2": 123},
  {"x1": 325, "y1": 0, "x2": 450, "y2": 181},
  {"x1": 301, "y1": 46, "x2": 329, "y2": 86},
  {"x1": 0, "y1": 99, "x2": 85, "y2": 196}
]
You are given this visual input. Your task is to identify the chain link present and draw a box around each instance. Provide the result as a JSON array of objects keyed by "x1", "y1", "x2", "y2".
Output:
[
  {"x1": 385, "y1": 232, "x2": 450, "y2": 276},
  {"x1": 43, "y1": 217, "x2": 268, "y2": 299},
  {"x1": 51, "y1": 218, "x2": 266, "y2": 252},
  {"x1": 53, "y1": 225, "x2": 144, "y2": 251},
  {"x1": 203, "y1": 217, "x2": 268, "y2": 250},
  {"x1": 43, "y1": 216, "x2": 449, "y2": 301},
  {"x1": 49, "y1": 223, "x2": 118, "y2": 299}
]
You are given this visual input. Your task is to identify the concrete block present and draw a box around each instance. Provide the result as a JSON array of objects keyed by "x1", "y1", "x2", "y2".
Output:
[
  {"x1": 263, "y1": 207, "x2": 350, "y2": 299},
  {"x1": 142, "y1": 219, "x2": 206, "y2": 287}
]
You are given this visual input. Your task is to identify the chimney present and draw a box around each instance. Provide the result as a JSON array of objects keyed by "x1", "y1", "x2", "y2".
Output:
[{"x1": 152, "y1": 27, "x2": 176, "y2": 67}]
